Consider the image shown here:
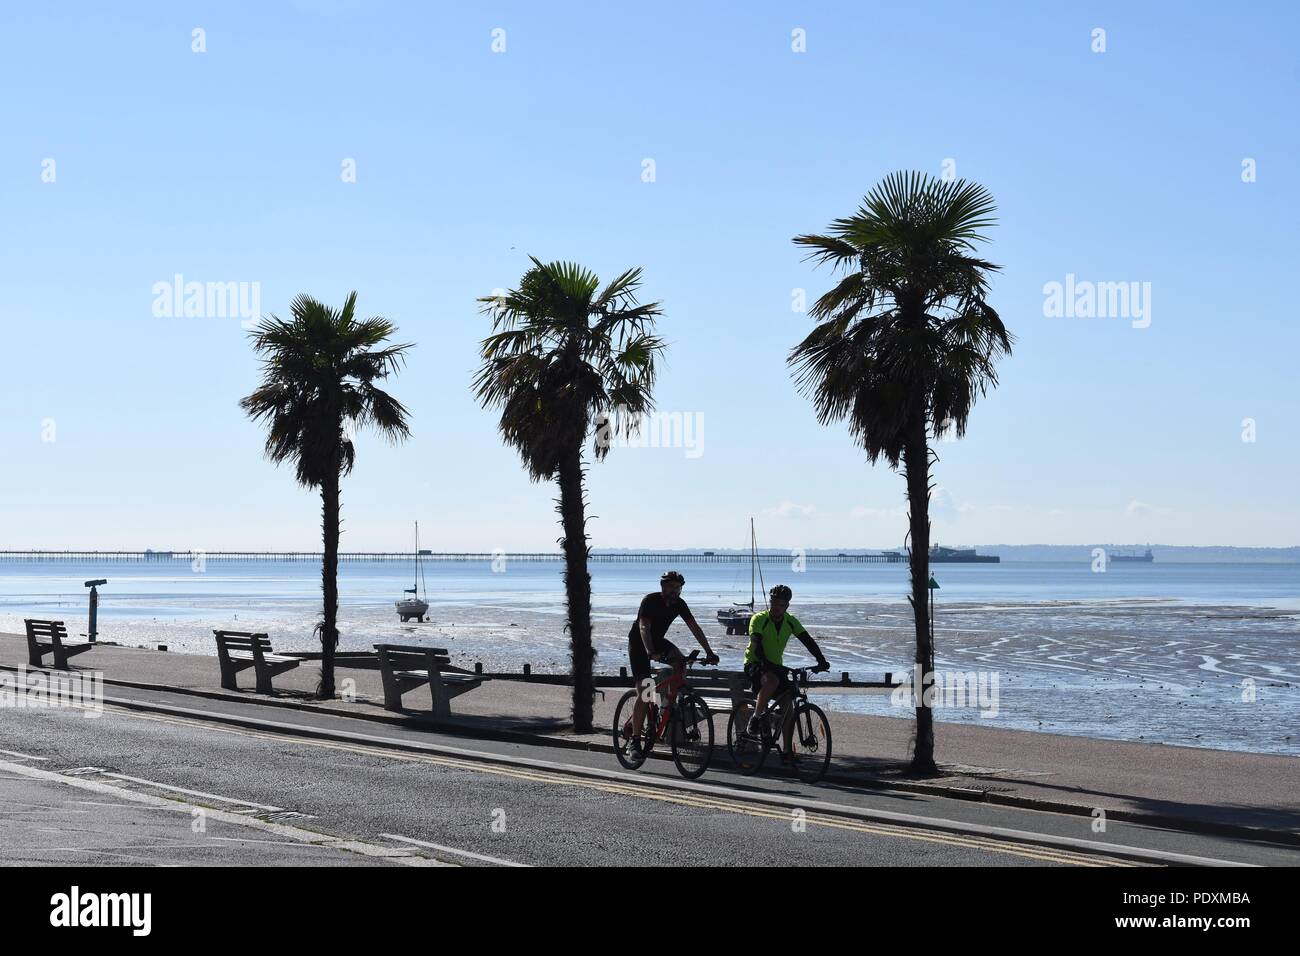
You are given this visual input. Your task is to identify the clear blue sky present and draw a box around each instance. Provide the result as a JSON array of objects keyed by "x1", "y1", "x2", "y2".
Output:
[{"x1": 2, "y1": 1, "x2": 1296, "y2": 551}]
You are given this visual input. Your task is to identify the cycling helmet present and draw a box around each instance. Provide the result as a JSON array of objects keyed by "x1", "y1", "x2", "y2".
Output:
[
  {"x1": 661, "y1": 570, "x2": 686, "y2": 586},
  {"x1": 769, "y1": 584, "x2": 793, "y2": 602}
]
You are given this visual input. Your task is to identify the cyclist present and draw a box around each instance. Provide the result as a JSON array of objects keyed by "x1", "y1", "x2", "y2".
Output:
[
  {"x1": 744, "y1": 584, "x2": 830, "y2": 745},
  {"x1": 628, "y1": 571, "x2": 719, "y2": 752}
]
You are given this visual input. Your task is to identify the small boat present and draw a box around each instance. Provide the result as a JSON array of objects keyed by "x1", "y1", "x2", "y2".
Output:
[
  {"x1": 396, "y1": 521, "x2": 430, "y2": 622},
  {"x1": 717, "y1": 518, "x2": 762, "y2": 634}
]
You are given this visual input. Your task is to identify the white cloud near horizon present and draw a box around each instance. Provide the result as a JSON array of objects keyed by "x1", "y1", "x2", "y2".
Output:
[
  {"x1": 1126, "y1": 500, "x2": 1173, "y2": 518},
  {"x1": 763, "y1": 500, "x2": 817, "y2": 520}
]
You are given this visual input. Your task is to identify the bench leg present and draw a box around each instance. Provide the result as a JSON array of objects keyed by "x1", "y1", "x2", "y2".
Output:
[
  {"x1": 379, "y1": 666, "x2": 405, "y2": 711},
  {"x1": 429, "y1": 673, "x2": 451, "y2": 719},
  {"x1": 218, "y1": 662, "x2": 238, "y2": 691},
  {"x1": 27, "y1": 641, "x2": 44, "y2": 668}
]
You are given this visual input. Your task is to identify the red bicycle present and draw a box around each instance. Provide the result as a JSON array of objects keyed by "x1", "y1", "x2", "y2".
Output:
[{"x1": 613, "y1": 650, "x2": 715, "y2": 779}]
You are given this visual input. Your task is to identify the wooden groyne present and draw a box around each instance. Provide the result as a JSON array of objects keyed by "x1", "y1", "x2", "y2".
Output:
[{"x1": 0, "y1": 550, "x2": 906, "y2": 565}]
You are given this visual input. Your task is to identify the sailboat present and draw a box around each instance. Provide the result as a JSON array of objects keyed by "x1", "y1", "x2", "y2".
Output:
[
  {"x1": 395, "y1": 521, "x2": 430, "y2": 623},
  {"x1": 717, "y1": 517, "x2": 764, "y2": 634}
]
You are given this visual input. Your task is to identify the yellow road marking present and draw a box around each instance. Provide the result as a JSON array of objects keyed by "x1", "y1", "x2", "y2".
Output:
[{"x1": 105, "y1": 704, "x2": 1135, "y2": 866}]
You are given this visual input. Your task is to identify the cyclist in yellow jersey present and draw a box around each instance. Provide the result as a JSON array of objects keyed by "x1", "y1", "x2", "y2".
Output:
[{"x1": 744, "y1": 584, "x2": 830, "y2": 740}]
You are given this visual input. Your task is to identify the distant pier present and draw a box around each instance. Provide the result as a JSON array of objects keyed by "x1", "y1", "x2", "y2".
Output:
[{"x1": 0, "y1": 550, "x2": 907, "y2": 565}]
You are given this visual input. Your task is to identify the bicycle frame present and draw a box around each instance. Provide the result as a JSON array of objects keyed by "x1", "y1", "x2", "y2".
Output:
[
  {"x1": 766, "y1": 668, "x2": 807, "y2": 739},
  {"x1": 645, "y1": 657, "x2": 692, "y2": 742}
]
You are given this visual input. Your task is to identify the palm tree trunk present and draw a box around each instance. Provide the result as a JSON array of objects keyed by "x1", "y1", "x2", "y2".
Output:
[
  {"x1": 903, "y1": 396, "x2": 938, "y2": 775},
  {"x1": 319, "y1": 464, "x2": 341, "y2": 700},
  {"x1": 556, "y1": 445, "x2": 595, "y2": 732}
]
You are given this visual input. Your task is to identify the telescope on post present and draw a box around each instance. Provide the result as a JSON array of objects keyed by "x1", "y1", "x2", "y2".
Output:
[{"x1": 84, "y1": 579, "x2": 107, "y2": 643}]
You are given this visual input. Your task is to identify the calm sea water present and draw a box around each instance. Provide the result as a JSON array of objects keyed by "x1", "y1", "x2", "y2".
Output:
[
  {"x1": 3, "y1": 559, "x2": 1297, "y2": 755},
  {"x1": 3, "y1": 558, "x2": 1297, "y2": 614}
]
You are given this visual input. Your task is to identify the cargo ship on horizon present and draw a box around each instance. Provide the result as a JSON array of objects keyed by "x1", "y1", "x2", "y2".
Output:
[
  {"x1": 1109, "y1": 548, "x2": 1155, "y2": 563},
  {"x1": 882, "y1": 544, "x2": 1001, "y2": 564}
]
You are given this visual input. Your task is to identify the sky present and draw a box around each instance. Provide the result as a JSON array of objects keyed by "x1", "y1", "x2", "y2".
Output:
[{"x1": 1, "y1": 1, "x2": 1297, "y2": 552}]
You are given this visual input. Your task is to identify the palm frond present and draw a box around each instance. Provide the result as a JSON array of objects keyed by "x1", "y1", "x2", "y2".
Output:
[
  {"x1": 475, "y1": 261, "x2": 666, "y2": 480},
  {"x1": 240, "y1": 292, "x2": 412, "y2": 488},
  {"x1": 788, "y1": 172, "x2": 1011, "y2": 460}
]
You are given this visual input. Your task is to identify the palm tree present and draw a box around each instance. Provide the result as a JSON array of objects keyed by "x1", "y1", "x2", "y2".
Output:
[
  {"x1": 788, "y1": 172, "x2": 1012, "y2": 774},
  {"x1": 240, "y1": 292, "x2": 412, "y2": 699},
  {"x1": 474, "y1": 258, "x2": 665, "y2": 733}
]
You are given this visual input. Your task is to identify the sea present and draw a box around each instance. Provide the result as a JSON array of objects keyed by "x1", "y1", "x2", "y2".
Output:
[{"x1": 2, "y1": 558, "x2": 1297, "y2": 755}]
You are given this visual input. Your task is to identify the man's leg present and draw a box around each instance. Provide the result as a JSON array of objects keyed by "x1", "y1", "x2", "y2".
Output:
[
  {"x1": 780, "y1": 690, "x2": 796, "y2": 752},
  {"x1": 755, "y1": 669, "x2": 779, "y2": 718},
  {"x1": 631, "y1": 675, "x2": 654, "y2": 736},
  {"x1": 747, "y1": 669, "x2": 780, "y2": 737},
  {"x1": 628, "y1": 635, "x2": 654, "y2": 738}
]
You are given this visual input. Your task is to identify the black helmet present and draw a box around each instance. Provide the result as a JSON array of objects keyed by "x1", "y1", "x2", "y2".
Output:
[
  {"x1": 661, "y1": 570, "x2": 685, "y2": 586},
  {"x1": 769, "y1": 584, "x2": 792, "y2": 602}
]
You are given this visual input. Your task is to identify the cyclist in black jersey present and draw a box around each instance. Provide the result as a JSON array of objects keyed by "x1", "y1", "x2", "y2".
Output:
[{"x1": 627, "y1": 571, "x2": 719, "y2": 752}]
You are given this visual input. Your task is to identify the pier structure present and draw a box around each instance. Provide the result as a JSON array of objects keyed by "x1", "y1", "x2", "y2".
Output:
[{"x1": 0, "y1": 550, "x2": 907, "y2": 565}]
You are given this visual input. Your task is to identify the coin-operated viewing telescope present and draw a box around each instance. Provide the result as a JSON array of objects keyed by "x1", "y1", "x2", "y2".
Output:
[{"x1": 84, "y1": 579, "x2": 108, "y2": 643}]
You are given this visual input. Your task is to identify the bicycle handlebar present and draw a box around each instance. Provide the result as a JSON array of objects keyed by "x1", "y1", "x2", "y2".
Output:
[
  {"x1": 780, "y1": 662, "x2": 831, "y2": 681},
  {"x1": 655, "y1": 649, "x2": 704, "y2": 669}
]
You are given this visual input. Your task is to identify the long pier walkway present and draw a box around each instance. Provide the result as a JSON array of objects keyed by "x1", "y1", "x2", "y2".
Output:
[{"x1": 0, "y1": 550, "x2": 905, "y2": 564}]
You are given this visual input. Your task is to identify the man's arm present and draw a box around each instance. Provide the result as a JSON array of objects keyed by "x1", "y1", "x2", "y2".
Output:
[
  {"x1": 747, "y1": 618, "x2": 767, "y2": 665},
  {"x1": 794, "y1": 631, "x2": 829, "y2": 669},
  {"x1": 638, "y1": 616, "x2": 656, "y2": 656},
  {"x1": 681, "y1": 613, "x2": 717, "y2": 662}
]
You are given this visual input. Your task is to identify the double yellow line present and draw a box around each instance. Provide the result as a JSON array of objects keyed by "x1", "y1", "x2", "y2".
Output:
[{"x1": 111, "y1": 705, "x2": 1134, "y2": 867}]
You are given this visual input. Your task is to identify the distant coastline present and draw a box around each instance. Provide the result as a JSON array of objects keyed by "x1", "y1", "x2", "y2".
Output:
[{"x1": 590, "y1": 545, "x2": 1300, "y2": 563}]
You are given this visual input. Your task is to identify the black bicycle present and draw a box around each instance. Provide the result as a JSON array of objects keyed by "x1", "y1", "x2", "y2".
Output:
[{"x1": 726, "y1": 664, "x2": 833, "y2": 783}]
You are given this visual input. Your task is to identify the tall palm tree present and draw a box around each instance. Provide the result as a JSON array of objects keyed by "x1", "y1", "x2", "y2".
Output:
[
  {"x1": 788, "y1": 171, "x2": 1012, "y2": 774},
  {"x1": 241, "y1": 292, "x2": 412, "y2": 699},
  {"x1": 474, "y1": 258, "x2": 665, "y2": 733}
]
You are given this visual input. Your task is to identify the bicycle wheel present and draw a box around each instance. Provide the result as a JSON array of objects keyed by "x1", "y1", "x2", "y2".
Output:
[
  {"x1": 670, "y1": 692, "x2": 713, "y2": 779},
  {"x1": 787, "y1": 701, "x2": 832, "y2": 783},
  {"x1": 612, "y1": 689, "x2": 656, "y2": 770},
  {"x1": 726, "y1": 701, "x2": 768, "y2": 775}
]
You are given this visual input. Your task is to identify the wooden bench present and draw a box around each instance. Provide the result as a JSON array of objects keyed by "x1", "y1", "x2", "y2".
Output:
[
  {"x1": 214, "y1": 630, "x2": 302, "y2": 694},
  {"x1": 25, "y1": 619, "x2": 95, "y2": 670},
  {"x1": 682, "y1": 668, "x2": 752, "y2": 718},
  {"x1": 374, "y1": 643, "x2": 486, "y2": 717}
]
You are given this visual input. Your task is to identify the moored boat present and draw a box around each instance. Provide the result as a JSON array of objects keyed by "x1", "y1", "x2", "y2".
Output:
[
  {"x1": 396, "y1": 521, "x2": 430, "y2": 622},
  {"x1": 717, "y1": 518, "x2": 762, "y2": 634}
]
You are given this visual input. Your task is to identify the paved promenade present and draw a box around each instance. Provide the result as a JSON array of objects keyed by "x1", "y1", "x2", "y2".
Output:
[{"x1": 3, "y1": 632, "x2": 1296, "y2": 840}]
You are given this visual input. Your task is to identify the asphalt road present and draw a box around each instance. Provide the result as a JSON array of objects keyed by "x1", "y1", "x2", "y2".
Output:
[{"x1": 2, "y1": 694, "x2": 1295, "y2": 867}]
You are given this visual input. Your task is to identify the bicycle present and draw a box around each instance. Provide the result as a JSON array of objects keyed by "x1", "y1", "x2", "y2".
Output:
[
  {"x1": 612, "y1": 649, "x2": 715, "y2": 779},
  {"x1": 726, "y1": 663, "x2": 833, "y2": 783}
]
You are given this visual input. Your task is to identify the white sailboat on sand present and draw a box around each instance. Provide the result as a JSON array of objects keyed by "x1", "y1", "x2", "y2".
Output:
[
  {"x1": 395, "y1": 521, "x2": 430, "y2": 623},
  {"x1": 717, "y1": 517, "x2": 765, "y2": 634}
]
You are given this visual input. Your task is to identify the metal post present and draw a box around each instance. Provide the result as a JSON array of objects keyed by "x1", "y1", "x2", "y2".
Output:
[
  {"x1": 84, "y1": 579, "x2": 107, "y2": 643},
  {"x1": 927, "y1": 575, "x2": 940, "y2": 679}
]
